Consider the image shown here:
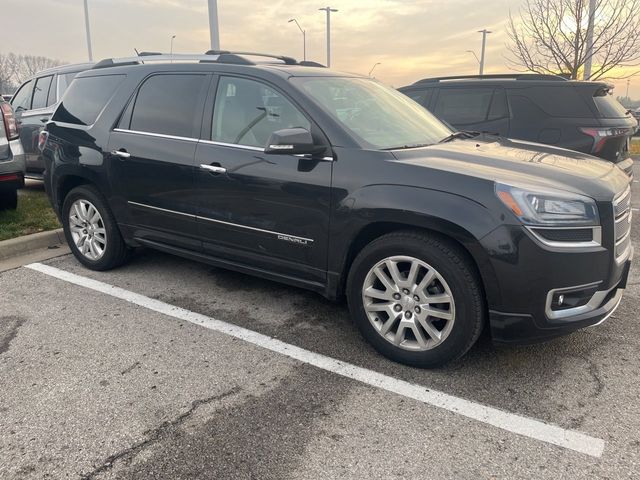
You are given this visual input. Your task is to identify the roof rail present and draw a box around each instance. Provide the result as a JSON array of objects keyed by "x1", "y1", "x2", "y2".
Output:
[
  {"x1": 92, "y1": 51, "x2": 326, "y2": 70},
  {"x1": 204, "y1": 50, "x2": 299, "y2": 65},
  {"x1": 414, "y1": 73, "x2": 569, "y2": 84}
]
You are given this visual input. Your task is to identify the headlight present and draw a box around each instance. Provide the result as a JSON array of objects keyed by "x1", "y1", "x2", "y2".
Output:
[{"x1": 495, "y1": 183, "x2": 599, "y2": 226}]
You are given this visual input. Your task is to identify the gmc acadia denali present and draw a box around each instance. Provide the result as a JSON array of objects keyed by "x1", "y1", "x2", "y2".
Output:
[{"x1": 41, "y1": 52, "x2": 633, "y2": 367}]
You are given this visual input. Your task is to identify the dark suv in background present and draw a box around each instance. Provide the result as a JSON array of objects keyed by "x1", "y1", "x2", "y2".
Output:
[
  {"x1": 41, "y1": 53, "x2": 632, "y2": 367},
  {"x1": 10, "y1": 62, "x2": 93, "y2": 179},
  {"x1": 399, "y1": 74, "x2": 637, "y2": 178}
]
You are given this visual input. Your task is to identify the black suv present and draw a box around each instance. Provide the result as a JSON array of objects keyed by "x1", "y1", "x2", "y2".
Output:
[
  {"x1": 41, "y1": 53, "x2": 633, "y2": 367},
  {"x1": 11, "y1": 62, "x2": 93, "y2": 179},
  {"x1": 399, "y1": 74, "x2": 637, "y2": 178}
]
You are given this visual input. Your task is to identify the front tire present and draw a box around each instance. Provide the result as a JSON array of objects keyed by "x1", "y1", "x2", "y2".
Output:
[
  {"x1": 62, "y1": 185, "x2": 130, "y2": 270},
  {"x1": 347, "y1": 231, "x2": 485, "y2": 368}
]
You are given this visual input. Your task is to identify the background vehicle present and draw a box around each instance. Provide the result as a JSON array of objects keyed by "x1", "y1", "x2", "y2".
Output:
[
  {"x1": 399, "y1": 74, "x2": 637, "y2": 178},
  {"x1": 41, "y1": 53, "x2": 632, "y2": 367},
  {"x1": 0, "y1": 100, "x2": 25, "y2": 209},
  {"x1": 10, "y1": 62, "x2": 92, "y2": 180}
]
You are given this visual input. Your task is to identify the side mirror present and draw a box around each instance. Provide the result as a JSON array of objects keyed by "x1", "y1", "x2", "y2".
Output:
[{"x1": 264, "y1": 127, "x2": 317, "y2": 155}]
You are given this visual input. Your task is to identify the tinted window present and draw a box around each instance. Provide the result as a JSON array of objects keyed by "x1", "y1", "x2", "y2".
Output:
[
  {"x1": 52, "y1": 75, "x2": 125, "y2": 126},
  {"x1": 212, "y1": 76, "x2": 310, "y2": 148},
  {"x1": 593, "y1": 94, "x2": 629, "y2": 118},
  {"x1": 56, "y1": 72, "x2": 80, "y2": 102},
  {"x1": 434, "y1": 88, "x2": 494, "y2": 125},
  {"x1": 523, "y1": 86, "x2": 592, "y2": 117},
  {"x1": 487, "y1": 88, "x2": 508, "y2": 120},
  {"x1": 11, "y1": 80, "x2": 33, "y2": 111},
  {"x1": 403, "y1": 89, "x2": 426, "y2": 104},
  {"x1": 130, "y1": 74, "x2": 207, "y2": 137},
  {"x1": 32, "y1": 75, "x2": 53, "y2": 110}
]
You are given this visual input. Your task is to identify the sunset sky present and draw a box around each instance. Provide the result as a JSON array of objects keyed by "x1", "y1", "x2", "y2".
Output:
[{"x1": 3, "y1": 0, "x2": 638, "y2": 98}]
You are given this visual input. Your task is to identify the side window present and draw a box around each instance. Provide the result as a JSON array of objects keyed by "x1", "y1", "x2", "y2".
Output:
[
  {"x1": 487, "y1": 88, "x2": 508, "y2": 120},
  {"x1": 57, "y1": 72, "x2": 80, "y2": 100},
  {"x1": 130, "y1": 74, "x2": 208, "y2": 137},
  {"x1": 433, "y1": 87, "x2": 494, "y2": 125},
  {"x1": 212, "y1": 76, "x2": 311, "y2": 148},
  {"x1": 403, "y1": 89, "x2": 426, "y2": 104},
  {"x1": 32, "y1": 75, "x2": 54, "y2": 110},
  {"x1": 10, "y1": 80, "x2": 33, "y2": 111},
  {"x1": 52, "y1": 74, "x2": 125, "y2": 126}
]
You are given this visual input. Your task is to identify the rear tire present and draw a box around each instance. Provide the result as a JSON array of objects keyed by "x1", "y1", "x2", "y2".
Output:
[
  {"x1": 62, "y1": 185, "x2": 130, "y2": 270},
  {"x1": 347, "y1": 230, "x2": 485, "y2": 368},
  {"x1": 0, "y1": 189, "x2": 18, "y2": 210}
]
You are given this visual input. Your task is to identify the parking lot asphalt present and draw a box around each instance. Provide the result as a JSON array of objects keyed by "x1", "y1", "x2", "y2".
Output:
[{"x1": 1, "y1": 163, "x2": 640, "y2": 479}]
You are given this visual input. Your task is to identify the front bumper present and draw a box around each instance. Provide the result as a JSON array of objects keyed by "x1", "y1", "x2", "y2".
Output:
[{"x1": 490, "y1": 257, "x2": 630, "y2": 344}]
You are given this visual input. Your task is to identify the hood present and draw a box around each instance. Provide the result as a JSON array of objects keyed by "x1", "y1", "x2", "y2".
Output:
[{"x1": 391, "y1": 136, "x2": 630, "y2": 201}]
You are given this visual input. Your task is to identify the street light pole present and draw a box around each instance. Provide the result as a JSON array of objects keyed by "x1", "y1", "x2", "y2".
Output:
[
  {"x1": 208, "y1": 0, "x2": 220, "y2": 50},
  {"x1": 83, "y1": 0, "x2": 93, "y2": 62},
  {"x1": 170, "y1": 35, "x2": 176, "y2": 55},
  {"x1": 478, "y1": 29, "x2": 491, "y2": 75},
  {"x1": 319, "y1": 6, "x2": 338, "y2": 67},
  {"x1": 584, "y1": 0, "x2": 596, "y2": 80},
  {"x1": 368, "y1": 62, "x2": 381, "y2": 77},
  {"x1": 288, "y1": 19, "x2": 306, "y2": 61}
]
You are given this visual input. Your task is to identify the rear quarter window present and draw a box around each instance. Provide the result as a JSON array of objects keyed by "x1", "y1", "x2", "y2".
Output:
[
  {"x1": 519, "y1": 85, "x2": 592, "y2": 118},
  {"x1": 52, "y1": 74, "x2": 125, "y2": 126}
]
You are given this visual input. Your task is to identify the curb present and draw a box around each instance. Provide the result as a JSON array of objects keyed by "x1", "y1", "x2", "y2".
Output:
[{"x1": 0, "y1": 228, "x2": 66, "y2": 261}]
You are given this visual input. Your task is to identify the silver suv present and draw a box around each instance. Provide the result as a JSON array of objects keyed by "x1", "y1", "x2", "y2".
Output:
[
  {"x1": 10, "y1": 62, "x2": 92, "y2": 180},
  {"x1": 0, "y1": 100, "x2": 25, "y2": 209}
]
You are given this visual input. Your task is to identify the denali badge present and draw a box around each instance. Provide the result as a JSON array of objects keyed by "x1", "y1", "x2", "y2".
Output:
[{"x1": 277, "y1": 234, "x2": 311, "y2": 246}]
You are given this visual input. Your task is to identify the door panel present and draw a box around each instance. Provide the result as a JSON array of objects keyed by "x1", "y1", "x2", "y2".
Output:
[
  {"x1": 194, "y1": 143, "x2": 332, "y2": 282},
  {"x1": 194, "y1": 75, "x2": 332, "y2": 283},
  {"x1": 107, "y1": 73, "x2": 210, "y2": 250}
]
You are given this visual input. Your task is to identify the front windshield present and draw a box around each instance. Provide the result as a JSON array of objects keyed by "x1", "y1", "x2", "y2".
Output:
[{"x1": 292, "y1": 76, "x2": 452, "y2": 149}]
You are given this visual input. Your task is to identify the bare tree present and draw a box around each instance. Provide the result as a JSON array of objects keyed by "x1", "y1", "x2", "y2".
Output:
[
  {"x1": 507, "y1": 0, "x2": 640, "y2": 80},
  {"x1": 0, "y1": 53, "x2": 63, "y2": 93}
]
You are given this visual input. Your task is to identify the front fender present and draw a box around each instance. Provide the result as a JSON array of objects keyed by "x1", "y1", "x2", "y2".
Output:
[{"x1": 329, "y1": 184, "x2": 503, "y2": 307}]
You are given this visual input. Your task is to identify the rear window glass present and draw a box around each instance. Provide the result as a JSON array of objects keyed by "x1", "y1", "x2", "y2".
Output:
[
  {"x1": 129, "y1": 74, "x2": 207, "y2": 137},
  {"x1": 593, "y1": 94, "x2": 629, "y2": 118},
  {"x1": 52, "y1": 75, "x2": 124, "y2": 126}
]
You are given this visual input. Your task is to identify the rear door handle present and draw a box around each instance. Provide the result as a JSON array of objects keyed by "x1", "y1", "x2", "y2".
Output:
[
  {"x1": 200, "y1": 164, "x2": 226, "y2": 174},
  {"x1": 111, "y1": 149, "x2": 131, "y2": 159}
]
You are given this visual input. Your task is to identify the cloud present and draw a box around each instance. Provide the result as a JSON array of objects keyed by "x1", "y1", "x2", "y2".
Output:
[{"x1": 1, "y1": 0, "x2": 638, "y2": 97}]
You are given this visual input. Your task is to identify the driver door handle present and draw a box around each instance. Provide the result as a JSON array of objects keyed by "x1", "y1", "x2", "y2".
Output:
[
  {"x1": 200, "y1": 164, "x2": 226, "y2": 174},
  {"x1": 111, "y1": 149, "x2": 131, "y2": 159}
]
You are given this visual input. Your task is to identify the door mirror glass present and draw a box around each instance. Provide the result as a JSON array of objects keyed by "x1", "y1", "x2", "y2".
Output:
[{"x1": 265, "y1": 127, "x2": 316, "y2": 155}]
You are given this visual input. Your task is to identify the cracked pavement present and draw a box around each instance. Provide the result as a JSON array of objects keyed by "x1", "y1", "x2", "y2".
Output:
[{"x1": 1, "y1": 162, "x2": 640, "y2": 479}]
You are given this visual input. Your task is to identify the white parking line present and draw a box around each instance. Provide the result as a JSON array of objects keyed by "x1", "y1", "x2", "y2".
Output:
[{"x1": 26, "y1": 262, "x2": 605, "y2": 458}]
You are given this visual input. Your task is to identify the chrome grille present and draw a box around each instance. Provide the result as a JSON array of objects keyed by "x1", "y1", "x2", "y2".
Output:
[{"x1": 613, "y1": 186, "x2": 632, "y2": 261}]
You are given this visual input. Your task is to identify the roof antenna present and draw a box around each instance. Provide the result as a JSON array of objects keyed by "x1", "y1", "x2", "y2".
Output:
[{"x1": 134, "y1": 48, "x2": 144, "y2": 64}]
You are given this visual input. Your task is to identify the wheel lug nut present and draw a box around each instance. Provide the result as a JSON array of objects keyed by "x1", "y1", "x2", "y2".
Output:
[
  {"x1": 393, "y1": 293, "x2": 401, "y2": 300},
  {"x1": 414, "y1": 295, "x2": 420, "y2": 301},
  {"x1": 404, "y1": 311, "x2": 412, "y2": 319},
  {"x1": 403, "y1": 288, "x2": 410, "y2": 295},
  {"x1": 414, "y1": 306, "x2": 421, "y2": 314}
]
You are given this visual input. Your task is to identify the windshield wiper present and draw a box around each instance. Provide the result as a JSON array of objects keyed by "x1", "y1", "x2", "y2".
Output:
[
  {"x1": 382, "y1": 143, "x2": 433, "y2": 150},
  {"x1": 438, "y1": 130, "x2": 481, "y2": 143}
]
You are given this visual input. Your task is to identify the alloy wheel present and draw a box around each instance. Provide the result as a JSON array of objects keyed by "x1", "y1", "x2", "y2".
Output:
[
  {"x1": 68, "y1": 199, "x2": 107, "y2": 261},
  {"x1": 362, "y1": 255, "x2": 456, "y2": 351}
]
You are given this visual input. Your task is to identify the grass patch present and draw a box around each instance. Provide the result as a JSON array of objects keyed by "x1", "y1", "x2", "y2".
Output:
[
  {"x1": 631, "y1": 138, "x2": 640, "y2": 155},
  {"x1": 0, "y1": 188, "x2": 60, "y2": 241}
]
